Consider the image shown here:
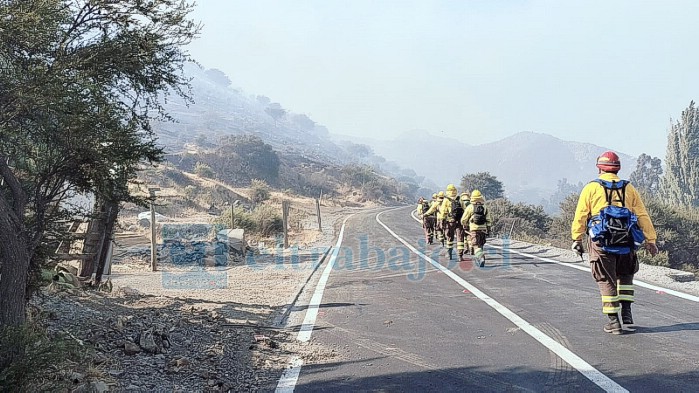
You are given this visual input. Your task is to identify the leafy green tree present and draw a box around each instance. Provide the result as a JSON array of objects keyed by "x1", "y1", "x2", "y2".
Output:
[
  {"x1": 630, "y1": 154, "x2": 663, "y2": 197},
  {"x1": 341, "y1": 165, "x2": 377, "y2": 188},
  {"x1": 662, "y1": 101, "x2": 699, "y2": 206},
  {"x1": 217, "y1": 135, "x2": 280, "y2": 182},
  {"x1": 460, "y1": 172, "x2": 505, "y2": 200},
  {"x1": 0, "y1": 0, "x2": 198, "y2": 328}
]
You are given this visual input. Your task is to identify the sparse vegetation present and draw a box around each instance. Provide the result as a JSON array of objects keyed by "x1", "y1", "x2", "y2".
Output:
[
  {"x1": 194, "y1": 162, "x2": 215, "y2": 178},
  {"x1": 0, "y1": 324, "x2": 85, "y2": 391},
  {"x1": 250, "y1": 179, "x2": 271, "y2": 204},
  {"x1": 214, "y1": 205, "x2": 283, "y2": 237}
]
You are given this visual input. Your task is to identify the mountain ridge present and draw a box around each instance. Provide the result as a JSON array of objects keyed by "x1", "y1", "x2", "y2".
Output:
[{"x1": 333, "y1": 130, "x2": 635, "y2": 207}]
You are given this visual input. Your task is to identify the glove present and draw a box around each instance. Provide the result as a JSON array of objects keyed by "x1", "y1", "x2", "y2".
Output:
[
  {"x1": 644, "y1": 242, "x2": 659, "y2": 257},
  {"x1": 571, "y1": 240, "x2": 584, "y2": 257}
]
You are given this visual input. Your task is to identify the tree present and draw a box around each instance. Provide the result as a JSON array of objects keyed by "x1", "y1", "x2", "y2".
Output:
[
  {"x1": 265, "y1": 103, "x2": 287, "y2": 127},
  {"x1": 0, "y1": 0, "x2": 199, "y2": 328},
  {"x1": 256, "y1": 95, "x2": 271, "y2": 106},
  {"x1": 662, "y1": 101, "x2": 699, "y2": 206},
  {"x1": 543, "y1": 178, "x2": 584, "y2": 214},
  {"x1": 290, "y1": 113, "x2": 315, "y2": 131},
  {"x1": 629, "y1": 154, "x2": 663, "y2": 197},
  {"x1": 547, "y1": 193, "x2": 581, "y2": 247},
  {"x1": 341, "y1": 165, "x2": 377, "y2": 188},
  {"x1": 460, "y1": 172, "x2": 505, "y2": 200},
  {"x1": 194, "y1": 162, "x2": 215, "y2": 178},
  {"x1": 344, "y1": 143, "x2": 373, "y2": 160},
  {"x1": 218, "y1": 135, "x2": 280, "y2": 182},
  {"x1": 205, "y1": 68, "x2": 231, "y2": 87},
  {"x1": 250, "y1": 179, "x2": 271, "y2": 204}
]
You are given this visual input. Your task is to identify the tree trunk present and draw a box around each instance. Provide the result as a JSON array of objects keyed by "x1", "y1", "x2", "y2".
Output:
[
  {"x1": 94, "y1": 200, "x2": 119, "y2": 285},
  {"x1": 0, "y1": 216, "x2": 30, "y2": 327}
]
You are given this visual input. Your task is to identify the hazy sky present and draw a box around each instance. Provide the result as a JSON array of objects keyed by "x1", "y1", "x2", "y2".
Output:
[{"x1": 188, "y1": 0, "x2": 699, "y2": 159}]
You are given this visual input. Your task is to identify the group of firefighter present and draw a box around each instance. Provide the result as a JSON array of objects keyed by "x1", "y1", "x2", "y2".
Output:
[
  {"x1": 414, "y1": 151, "x2": 661, "y2": 335},
  {"x1": 416, "y1": 184, "x2": 492, "y2": 267}
]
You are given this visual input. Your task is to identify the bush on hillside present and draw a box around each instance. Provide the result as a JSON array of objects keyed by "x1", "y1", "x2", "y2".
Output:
[
  {"x1": 1, "y1": 324, "x2": 84, "y2": 391},
  {"x1": 250, "y1": 179, "x2": 271, "y2": 204},
  {"x1": 214, "y1": 204, "x2": 282, "y2": 237},
  {"x1": 193, "y1": 162, "x2": 215, "y2": 178},
  {"x1": 487, "y1": 198, "x2": 551, "y2": 240}
]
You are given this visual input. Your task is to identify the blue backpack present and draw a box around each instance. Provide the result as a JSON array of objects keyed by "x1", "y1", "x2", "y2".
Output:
[{"x1": 587, "y1": 179, "x2": 645, "y2": 254}]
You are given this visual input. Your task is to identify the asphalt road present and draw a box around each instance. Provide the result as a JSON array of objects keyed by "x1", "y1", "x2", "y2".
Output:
[{"x1": 278, "y1": 206, "x2": 699, "y2": 393}]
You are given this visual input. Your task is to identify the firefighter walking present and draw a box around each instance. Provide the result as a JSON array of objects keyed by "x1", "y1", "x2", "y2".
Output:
[
  {"x1": 461, "y1": 189, "x2": 492, "y2": 267},
  {"x1": 417, "y1": 196, "x2": 436, "y2": 244},
  {"x1": 440, "y1": 184, "x2": 465, "y2": 260},
  {"x1": 424, "y1": 191, "x2": 446, "y2": 246},
  {"x1": 571, "y1": 151, "x2": 658, "y2": 334}
]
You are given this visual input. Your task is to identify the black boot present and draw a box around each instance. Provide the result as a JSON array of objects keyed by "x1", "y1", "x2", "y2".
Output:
[
  {"x1": 621, "y1": 301, "x2": 634, "y2": 325},
  {"x1": 448, "y1": 248, "x2": 453, "y2": 260},
  {"x1": 604, "y1": 314, "x2": 623, "y2": 335}
]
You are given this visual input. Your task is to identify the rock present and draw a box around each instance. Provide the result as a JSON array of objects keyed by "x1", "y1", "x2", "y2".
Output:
[
  {"x1": 668, "y1": 271, "x2": 695, "y2": 282},
  {"x1": 120, "y1": 287, "x2": 142, "y2": 297},
  {"x1": 139, "y1": 328, "x2": 160, "y2": 354},
  {"x1": 92, "y1": 353, "x2": 107, "y2": 365},
  {"x1": 70, "y1": 371, "x2": 85, "y2": 383},
  {"x1": 124, "y1": 341, "x2": 141, "y2": 355},
  {"x1": 90, "y1": 380, "x2": 109, "y2": 393},
  {"x1": 217, "y1": 228, "x2": 246, "y2": 255}
]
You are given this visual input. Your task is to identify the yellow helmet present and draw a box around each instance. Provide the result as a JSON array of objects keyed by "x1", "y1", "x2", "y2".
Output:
[
  {"x1": 446, "y1": 184, "x2": 457, "y2": 191},
  {"x1": 461, "y1": 191, "x2": 470, "y2": 199},
  {"x1": 432, "y1": 193, "x2": 438, "y2": 199},
  {"x1": 438, "y1": 191, "x2": 445, "y2": 198},
  {"x1": 471, "y1": 189, "x2": 483, "y2": 199}
]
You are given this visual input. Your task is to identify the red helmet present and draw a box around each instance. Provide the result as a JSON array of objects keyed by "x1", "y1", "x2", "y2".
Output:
[{"x1": 596, "y1": 151, "x2": 621, "y2": 172}]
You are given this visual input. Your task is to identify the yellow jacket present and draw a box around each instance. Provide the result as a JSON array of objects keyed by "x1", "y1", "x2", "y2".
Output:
[
  {"x1": 440, "y1": 188, "x2": 460, "y2": 222},
  {"x1": 460, "y1": 199, "x2": 492, "y2": 231},
  {"x1": 424, "y1": 198, "x2": 443, "y2": 219},
  {"x1": 571, "y1": 173, "x2": 657, "y2": 243},
  {"x1": 417, "y1": 201, "x2": 434, "y2": 216}
]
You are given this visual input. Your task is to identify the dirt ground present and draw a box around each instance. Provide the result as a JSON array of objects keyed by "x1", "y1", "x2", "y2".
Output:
[{"x1": 34, "y1": 195, "x2": 349, "y2": 392}]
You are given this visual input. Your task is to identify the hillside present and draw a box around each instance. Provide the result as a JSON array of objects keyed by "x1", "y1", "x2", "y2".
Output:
[
  {"x1": 152, "y1": 64, "x2": 428, "y2": 201},
  {"x1": 339, "y1": 130, "x2": 635, "y2": 209},
  {"x1": 154, "y1": 64, "x2": 641, "y2": 211}
]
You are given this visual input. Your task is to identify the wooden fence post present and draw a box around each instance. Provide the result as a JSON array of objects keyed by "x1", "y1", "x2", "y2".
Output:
[
  {"x1": 315, "y1": 198, "x2": 322, "y2": 232},
  {"x1": 282, "y1": 200, "x2": 290, "y2": 249},
  {"x1": 149, "y1": 187, "x2": 160, "y2": 272}
]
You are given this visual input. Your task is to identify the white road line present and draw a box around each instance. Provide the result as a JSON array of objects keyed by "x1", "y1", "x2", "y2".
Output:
[
  {"x1": 275, "y1": 356, "x2": 303, "y2": 393},
  {"x1": 411, "y1": 207, "x2": 699, "y2": 303},
  {"x1": 383, "y1": 209, "x2": 628, "y2": 393},
  {"x1": 297, "y1": 215, "x2": 350, "y2": 342},
  {"x1": 275, "y1": 215, "x2": 352, "y2": 393},
  {"x1": 488, "y1": 244, "x2": 699, "y2": 303}
]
